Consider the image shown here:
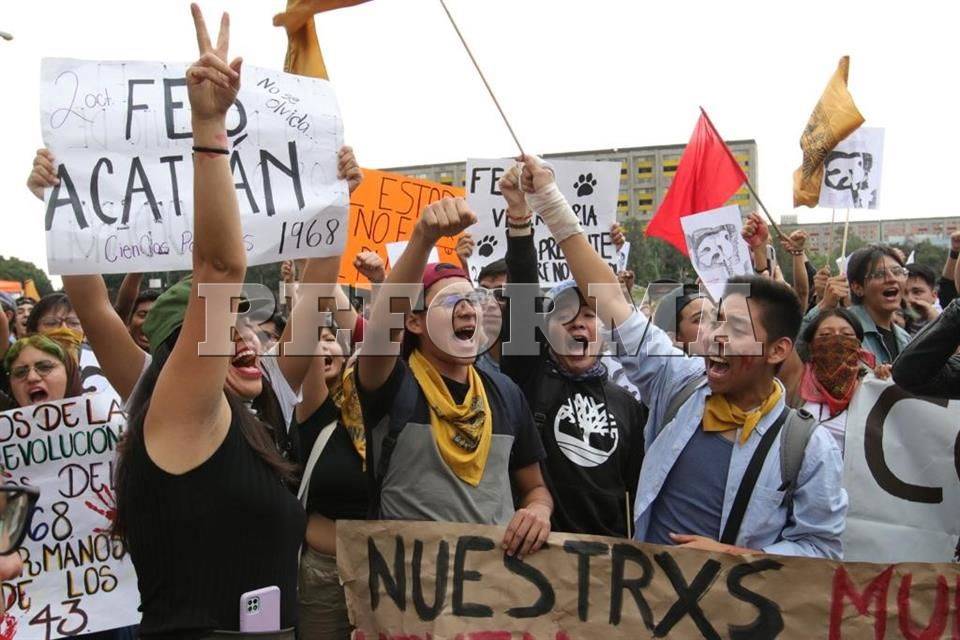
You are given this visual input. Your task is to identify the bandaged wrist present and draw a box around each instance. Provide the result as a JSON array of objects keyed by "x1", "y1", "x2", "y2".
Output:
[{"x1": 524, "y1": 182, "x2": 583, "y2": 243}]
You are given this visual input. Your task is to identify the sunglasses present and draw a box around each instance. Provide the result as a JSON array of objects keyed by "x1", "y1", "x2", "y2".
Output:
[
  {"x1": 0, "y1": 485, "x2": 40, "y2": 555},
  {"x1": 430, "y1": 289, "x2": 495, "y2": 310}
]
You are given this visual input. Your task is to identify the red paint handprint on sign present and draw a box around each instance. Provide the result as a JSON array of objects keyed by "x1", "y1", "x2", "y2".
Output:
[{"x1": 84, "y1": 486, "x2": 116, "y2": 534}]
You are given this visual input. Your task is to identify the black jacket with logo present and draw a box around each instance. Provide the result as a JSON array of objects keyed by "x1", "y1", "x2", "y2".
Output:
[{"x1": 500, "y1": 233, "x2": 647, "y2": 537}]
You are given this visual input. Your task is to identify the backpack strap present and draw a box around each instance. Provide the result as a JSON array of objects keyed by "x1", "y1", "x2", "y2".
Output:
[
  {"x1": 532, "y1": 371, "x2": 567, "y2": 434},
  {"x1": 367, "y1": 371, "x2": 421, "y2": 519},
  {"x1": 296, "y1": 420, "x2": 338, "y2": 508},
  {"x1": 657, "y1": 374, "x2": 708, "y2": 438},
  {"x1": 719, "y1": 406, "x2": 790, "y2": 546},
  {"x1": 778, "y1": 408, "x2": 818, "y2": 503}
]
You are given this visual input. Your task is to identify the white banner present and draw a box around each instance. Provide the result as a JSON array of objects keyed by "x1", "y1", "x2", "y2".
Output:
[
  {"x1": 0, "y1": 394, "x2": 138, "y2": 638},
  {"x1": 464, "y1": 158, "x2": 620, "y2": 284},
  {"x1": 818, "y1": 127, "x2": 885, "y2": 209},
  {"x1": 679, "y1": 205, "x2": 753, "y2": 301},
  {"x1": 40, "y1": 58, "x2": 349, "y2": 275},
  {"x1": 842, "y1": 377, "x2": 960, "y2": 563}
]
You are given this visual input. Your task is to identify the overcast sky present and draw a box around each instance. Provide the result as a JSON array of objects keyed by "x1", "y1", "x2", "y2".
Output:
[{"x1": 1, "y1": 0, "x2": 957, "y2": 283}]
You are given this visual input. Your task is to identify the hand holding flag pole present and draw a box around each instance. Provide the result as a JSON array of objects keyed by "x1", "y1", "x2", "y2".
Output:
[{"x1": 438, "y1": 0, "x2": 525, "y2": 157}]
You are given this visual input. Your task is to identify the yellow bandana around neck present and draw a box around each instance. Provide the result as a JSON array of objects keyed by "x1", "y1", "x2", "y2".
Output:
[
  {"x1": 703, "y1": 383, "x2": 783, "y2": 445},
  {"x1": 408, "y1": 349, "x2": 492, "y2": 487},
  {"x1": 333, "y1": 366, "x2": 366, "y2": 466}
]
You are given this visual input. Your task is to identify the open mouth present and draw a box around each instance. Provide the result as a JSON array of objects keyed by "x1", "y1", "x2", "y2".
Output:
[
  {"x1": 28, "y1": 387, "x2": 48, "y2": 403},
  {"x1": 454, "y1": 325, "x2": 476, "y2": 341},
  {"x1": 881, "y1": 286, "x2": 901, "y2": 303},
  {"x1": 706, "y1": 355, "x2": 731, "y2": 378},
  {"x1": 230, "y1": 348, "x2": 262, "y2": 380}
]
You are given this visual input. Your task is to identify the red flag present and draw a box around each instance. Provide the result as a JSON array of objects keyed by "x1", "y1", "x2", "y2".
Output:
[{"x1": 645, "y1": 109, "x2": 747, "y2": 254}]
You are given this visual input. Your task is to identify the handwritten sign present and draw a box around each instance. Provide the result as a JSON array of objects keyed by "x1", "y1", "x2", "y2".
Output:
[
  {"x1": 1, "y1": 394, "x2": 138, "y2": 639},
  {"x1": 843, "y1": 378, "x2": 960, "y2": 563},
  {"x1": 40, "y1": 58, "x2": 348, "y2": 275},
  {"x1": 339, "y1": 170, "x2": 464, "y2": 286},
  {"x1": 338, "y1": 519, "x2": 960, "y2": 640},
  {"x1": 465, "y1": 158, "x2": 620, "y2": 284}
]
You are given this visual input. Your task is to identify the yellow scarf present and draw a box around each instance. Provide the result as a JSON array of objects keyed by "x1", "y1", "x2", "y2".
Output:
[
  {"x1": 703, "y1": 383, "x2": 783, "y2": 445},
  {"x1": 408, "y1": 349, "x2": 492, "y2": 487},
  {"x1": 333, "y1": 366, "x2": 366, "y2": 466}
]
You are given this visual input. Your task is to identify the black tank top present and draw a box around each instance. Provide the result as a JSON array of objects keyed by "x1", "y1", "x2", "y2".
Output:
[{"x1": 124, "y1": 413, "x2": 306, "y2": 637}]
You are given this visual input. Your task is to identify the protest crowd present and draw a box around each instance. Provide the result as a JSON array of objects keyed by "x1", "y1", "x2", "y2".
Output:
[{"x1": 1, "y1": 2, "x2": 959, "y2": 639}]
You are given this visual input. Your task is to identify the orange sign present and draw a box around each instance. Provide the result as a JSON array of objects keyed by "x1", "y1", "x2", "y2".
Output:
[{"x1": 339, "y1": 169, "x2": 465, "y2": 286}]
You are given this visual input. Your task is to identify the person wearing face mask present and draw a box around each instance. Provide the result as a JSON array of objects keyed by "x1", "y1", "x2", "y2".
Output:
[
  {"x1": 800, "y1": 245, "x2": 912, "y2": 364},
  {"x1": 798, "y1": 308, "x2": 892, "y2": 453},
  {"x1": 492, "y1": 166, "x2": 646, "y2": 538}
]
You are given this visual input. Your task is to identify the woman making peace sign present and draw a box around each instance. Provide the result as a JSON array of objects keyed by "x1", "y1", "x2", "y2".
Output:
[{"x1": 112, "y1": 6, "x2": 305, "y2": 637}]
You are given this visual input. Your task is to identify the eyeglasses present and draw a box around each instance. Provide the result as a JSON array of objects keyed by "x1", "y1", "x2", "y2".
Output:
[
  {"x1": 0, "y1": 485, "x2": 40, "y2": 555},
  {"x1": 431, "y1": 289, "x2": 495, "y2": 309},
  {"x1": 480, "y1": 287, "x2": 506, "y2": 303},
  {"x1": 865, "y1": 266, "x2": 908, "y2": 281},
  {"x1": 9, "y1": 360, "x2": 61, "y2": 381},
  {"x1": 39, "y1": 316, "x2": 82, "y2": 330}
]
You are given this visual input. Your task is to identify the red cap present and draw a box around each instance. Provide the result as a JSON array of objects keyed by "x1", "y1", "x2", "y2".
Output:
[{"x1": 421, "y1": 262, "x2": 469, "y2": 293}]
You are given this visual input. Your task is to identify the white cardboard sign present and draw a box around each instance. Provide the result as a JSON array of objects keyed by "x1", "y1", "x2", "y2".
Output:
[
  {"x1": 679, "y1": 205, "x2": 753, "y2": 300},
  {"x1": 40, "y1": 58, "x2": 349, "y2": 275},
  {"x1": 464, "y1": 158, "x2": 621, "y2": 284},
  {"x1": 818, "y1": 127, "x2": 885, "y2": 209}
]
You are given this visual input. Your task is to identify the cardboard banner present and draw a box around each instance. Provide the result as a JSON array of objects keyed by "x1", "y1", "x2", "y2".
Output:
[
  {"x1": 338, "y1": 519, "x2": 960, "y2": 640},
  {"x1": 843, "y1": 378, "x2": 960, "y2": 563},
  {"x1": 339, "y1": 170, "x2": 464, "y2": 286},
  {"x1": 0, "y1": 394, "x2": 138, "y2": 638},
  {"x1": 40, "y1": 58, "x2": 348, "y2": 275},
  {"x1": 818, "y1": 127, "x2": 885, "y2": 210},
  {"x1": 464, "y1": 159, "x2": 620, "y2": 284}
]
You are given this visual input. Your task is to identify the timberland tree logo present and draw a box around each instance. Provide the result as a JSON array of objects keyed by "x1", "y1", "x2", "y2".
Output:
[{"x1": 554, "y1": 394, "x2": 618, "y2": 467}]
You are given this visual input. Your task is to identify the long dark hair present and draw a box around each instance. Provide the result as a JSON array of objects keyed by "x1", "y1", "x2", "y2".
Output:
[
  {"x1": 846, "y1": 245, "x2": 904, "y2": 305},
  {"x1": 112, "y1": 330, "x2": 298, "y2": 541}
]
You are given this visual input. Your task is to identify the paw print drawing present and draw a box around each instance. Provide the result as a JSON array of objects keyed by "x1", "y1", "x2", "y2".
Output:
[
  {"x1": 477, "y1": 235, "x2": 499, "y2": 258},
  {"x1": 574, "y1": 173, "x2": 597, "y2": 197}
]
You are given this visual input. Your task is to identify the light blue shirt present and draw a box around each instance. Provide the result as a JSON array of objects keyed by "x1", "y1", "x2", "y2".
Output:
[{"x1": 613, "y1": 311, "x2": 848, "y2": 559}]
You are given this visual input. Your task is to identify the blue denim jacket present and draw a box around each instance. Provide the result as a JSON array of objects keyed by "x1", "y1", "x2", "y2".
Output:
[
  {"x1": 613, "y1": 311, "x2": 848, "y2": 559},
  {"x1": 800, "y1": 304, "x2": 911, "y2": 365}
]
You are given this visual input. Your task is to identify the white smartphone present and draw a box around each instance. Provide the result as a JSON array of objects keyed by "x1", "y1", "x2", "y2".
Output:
[{"x1": 239, "y1": 586, "x2": 281, "y2": 633}]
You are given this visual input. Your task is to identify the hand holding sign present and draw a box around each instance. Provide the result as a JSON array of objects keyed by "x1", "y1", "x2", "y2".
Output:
[
  {"x1": 416, "y1": 198, "x2": 477, "y2": 246},
  {"x1": 186, "y1": 4, "x2": 242, "y2": 126},
  {"x1": 338, "y1": 145, "x2": 363, "y2": 194},
  {"x1": 27, "y1": 148, "x2": 58, "y2": 201}
]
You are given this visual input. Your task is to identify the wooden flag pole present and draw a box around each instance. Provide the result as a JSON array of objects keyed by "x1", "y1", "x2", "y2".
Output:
[
  {"x1": 438, "y1": 0, "x2": 525, "y2": 157},
  {"x1": 839, "y1": 208, "x2": 852, "y2": 274},
  {"x1": 743, "y1": 180, "x2": 789, "y2": 242},
  {"x1": 825, "y1": 208, "x2": 837, "y2": 269}
]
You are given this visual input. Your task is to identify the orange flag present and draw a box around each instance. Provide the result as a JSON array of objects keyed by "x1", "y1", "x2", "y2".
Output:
[
  {"x1": 23, "y1": 279, "x2": 41, "y2": 301},
  {"x1": 273, "y1": 0, "x2": 371, "y2": 79},
  {"x1": 793, "y1": 56, "x2": 865, "y2": 207}
]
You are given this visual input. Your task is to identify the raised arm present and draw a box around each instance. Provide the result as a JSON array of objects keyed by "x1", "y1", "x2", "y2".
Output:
[
  {"x1": 27, "y1": 149, "x2": 146, "y2": 400},
  {"x1": 357, "y1": 198, "x2": 476, "y2": 392},
  {"x1": 781, "y1": 231, "x2": 810, "y2": 311},
  {"x1": 276, "y1": 146, "x2": 361, "y2": 393},
  {"x1": 113, "y1": 273, "x2": 144, "y2": 324},
  {"x1": 145, "y1": 5, "x2": 245, "y2": 470}
]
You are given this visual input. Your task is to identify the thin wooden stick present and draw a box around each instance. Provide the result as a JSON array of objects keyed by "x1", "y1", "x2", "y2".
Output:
[
  {"x1": 839, "y1": 208, "x2": 852, "y2": 274},
  {"x1": 438, "y1": 0, "x2": 525, "y2": 156},
  {"x1": 743, "y1": 180, "x2": 788, "y2": 241},
  {"x1": 825, "y1": 208, "x2": 837, "y2": 266}
]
